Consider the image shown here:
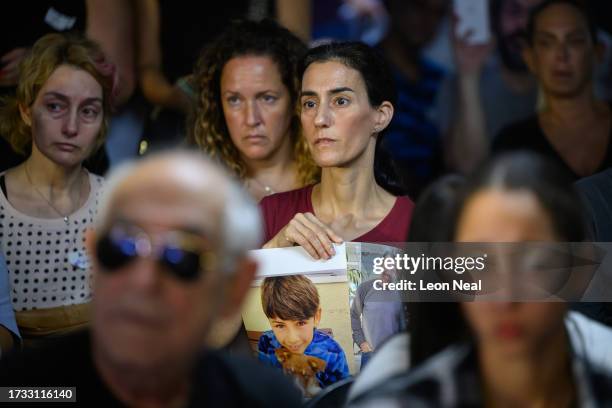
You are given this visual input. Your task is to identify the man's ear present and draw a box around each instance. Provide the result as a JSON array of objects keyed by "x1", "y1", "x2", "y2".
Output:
[
  {"x1": 522, "y1": 47, "x2": 536, "y2": 74},
  {"x1": 18, "y1": 104, "x2": 32, "y2": 127},
  {"x1": 220, "y1": 256, "x2": 257, "y2": 317},
  {"x1": 373, "y1": 101, "x2": 394, "y2": 134}
]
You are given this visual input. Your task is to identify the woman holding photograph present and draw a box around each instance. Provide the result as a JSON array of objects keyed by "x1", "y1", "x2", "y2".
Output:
[{"x1": 262, "y1": 42, "x2": 413, "y2": 259}]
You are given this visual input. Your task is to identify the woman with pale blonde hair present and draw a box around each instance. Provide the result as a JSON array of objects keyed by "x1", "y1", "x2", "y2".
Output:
[{"x1": 0, "y1": 33, "x2": 117, "y2": 347}]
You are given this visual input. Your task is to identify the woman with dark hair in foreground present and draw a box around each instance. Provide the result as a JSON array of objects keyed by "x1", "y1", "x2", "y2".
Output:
[{"x1": 349, "y1": 153, "x2": 612, "y2": 407}]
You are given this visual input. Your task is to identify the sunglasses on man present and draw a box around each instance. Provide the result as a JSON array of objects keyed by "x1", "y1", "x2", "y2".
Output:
[{"x1": 95, "y1": 224, "x2": 215, "y2": 282}]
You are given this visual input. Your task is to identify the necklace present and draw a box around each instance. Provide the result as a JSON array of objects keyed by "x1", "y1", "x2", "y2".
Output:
[
  {"x1": 24, "y1": 163, "x2": 84, "y2": 225},
  {"x1": 248, "y1": 178, "x2": 276, "y2": 196}
]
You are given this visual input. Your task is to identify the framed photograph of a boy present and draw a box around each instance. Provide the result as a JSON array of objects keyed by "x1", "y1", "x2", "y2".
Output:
[{"x1": 242, "y1": 273, "x2": 354, "y2": 398}]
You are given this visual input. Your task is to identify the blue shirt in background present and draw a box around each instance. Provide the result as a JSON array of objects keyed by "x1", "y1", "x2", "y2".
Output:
[{"x1": 381, "y1": 57, "x2": 446, "y2": 197}]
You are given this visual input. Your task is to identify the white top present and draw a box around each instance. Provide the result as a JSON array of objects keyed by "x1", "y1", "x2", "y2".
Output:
[
  {"x1": 0, "y1": 172, "x2": 104, "y2": 311},
  {"x1": 347, "y1": 311, "x2": 612, "y2": 404}
]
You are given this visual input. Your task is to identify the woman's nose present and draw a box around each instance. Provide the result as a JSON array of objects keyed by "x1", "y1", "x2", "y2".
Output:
[
  {"x1": 314, "y1": 104, "x2": 331, "y2": 128},
  {"x1": 245, "y1": 100, "x2": 262, "y2": 127},
  {"x1": 62, "y1": 109, "x2": 79, "y2": 137}
]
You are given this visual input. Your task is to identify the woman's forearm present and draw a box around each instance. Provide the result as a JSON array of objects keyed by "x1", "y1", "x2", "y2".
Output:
[{"x1": 446, "y1": 75, "x2": 489, "y2": 174}]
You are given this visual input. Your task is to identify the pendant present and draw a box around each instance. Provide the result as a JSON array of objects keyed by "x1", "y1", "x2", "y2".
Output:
[
  {"x1": 69, "y1": 250, "x2": 89, "y2": 270},
  {"x1": 63, "y1": 216, "x2": 69, "y2": 225}
]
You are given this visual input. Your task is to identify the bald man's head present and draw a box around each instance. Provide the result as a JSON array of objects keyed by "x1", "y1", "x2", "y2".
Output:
[
  {"x1": 87, "y1": 150, "x2": 261, "y2": 375},
  {"x1": 97, "y1": 151, "x2": 262, "y2": 268},
  {"x1": 109, "y1": 152, "x2": 228, "y2": 211}
]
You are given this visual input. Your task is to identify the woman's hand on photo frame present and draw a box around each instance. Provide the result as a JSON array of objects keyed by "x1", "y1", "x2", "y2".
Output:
[{"x1": 264, "y1": 212, "x2": 343, "y2": 260}]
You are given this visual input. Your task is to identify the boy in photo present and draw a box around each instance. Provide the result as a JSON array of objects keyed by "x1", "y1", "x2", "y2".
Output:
[{"x1": 258, "y1": 275, "x2": 350, "y2": 394}]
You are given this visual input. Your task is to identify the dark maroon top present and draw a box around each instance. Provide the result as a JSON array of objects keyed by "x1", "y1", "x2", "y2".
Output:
[{"x1": 259, "y1": 185, "x2": 414, "y2": 244}]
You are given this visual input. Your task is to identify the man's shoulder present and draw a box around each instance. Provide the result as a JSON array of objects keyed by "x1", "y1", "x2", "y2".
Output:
[
  {"x1": 194, "y1": 351, "x2": 301, "y2": 407},
  {"x1": 0, "y1": 330, "x2": 92, "y2": 386},
  {"x1": 0, "y1": 330, "x2": 122, "y2": 405},
  {"x1": 358, "y1": 279, "x2": 376, "y2": 292}
]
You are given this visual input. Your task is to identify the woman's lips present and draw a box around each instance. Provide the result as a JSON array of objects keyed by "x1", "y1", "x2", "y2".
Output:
[
  {"x1": 494, "y1": 322, "x2": 525, "y2": 340},
  {"x1": 314, "y1": 138, "x2": 336, "y2": 146},
  {"x1": 244, "y1": 135, "x2": 267, "y2": 144},
  {"x1": 55, "y1": 143, "x2": 79, "y2": 152},
  {"x1": 551, "y1": 69, "x2": 573, "y2": 79}
]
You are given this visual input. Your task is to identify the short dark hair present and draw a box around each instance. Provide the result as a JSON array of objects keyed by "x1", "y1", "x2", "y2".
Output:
[
  {"x1": 526, "y1": 0, "x2": 598, "y2": 46},
  {"x1": 261, "y1": 275, "x2": 320, "y2": 321}
]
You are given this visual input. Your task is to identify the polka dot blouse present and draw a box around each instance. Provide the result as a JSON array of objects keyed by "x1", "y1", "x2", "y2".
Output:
[{"x1": 0, "y1": 173, "x2": 104, "y2": 311}]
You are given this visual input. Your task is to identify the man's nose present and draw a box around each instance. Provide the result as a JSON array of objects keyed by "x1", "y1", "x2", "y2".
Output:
[{"x1": 127, "y1": 257, "x2": 163, "y2": 293}]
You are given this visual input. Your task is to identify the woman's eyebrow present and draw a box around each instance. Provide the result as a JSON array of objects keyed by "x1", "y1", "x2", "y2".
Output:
[
  {"x1": 300, "y1": 90, "x2": 317, "y2": 98},
  {"x1": 42, "y1": 91, "x2": 69, "y2": 101},
  {"x1": 328, "y1": 87, "x2": 354, "y2": 95},
  {"x1": 43, "y1": 91, "x2": 102, "y2": 105},
  {"x1": 300, "y1": 87, "x2": 355, "y2": 97},
  {"x1": 81, "y1": 97, "x2": 103, "y2": 105}
]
